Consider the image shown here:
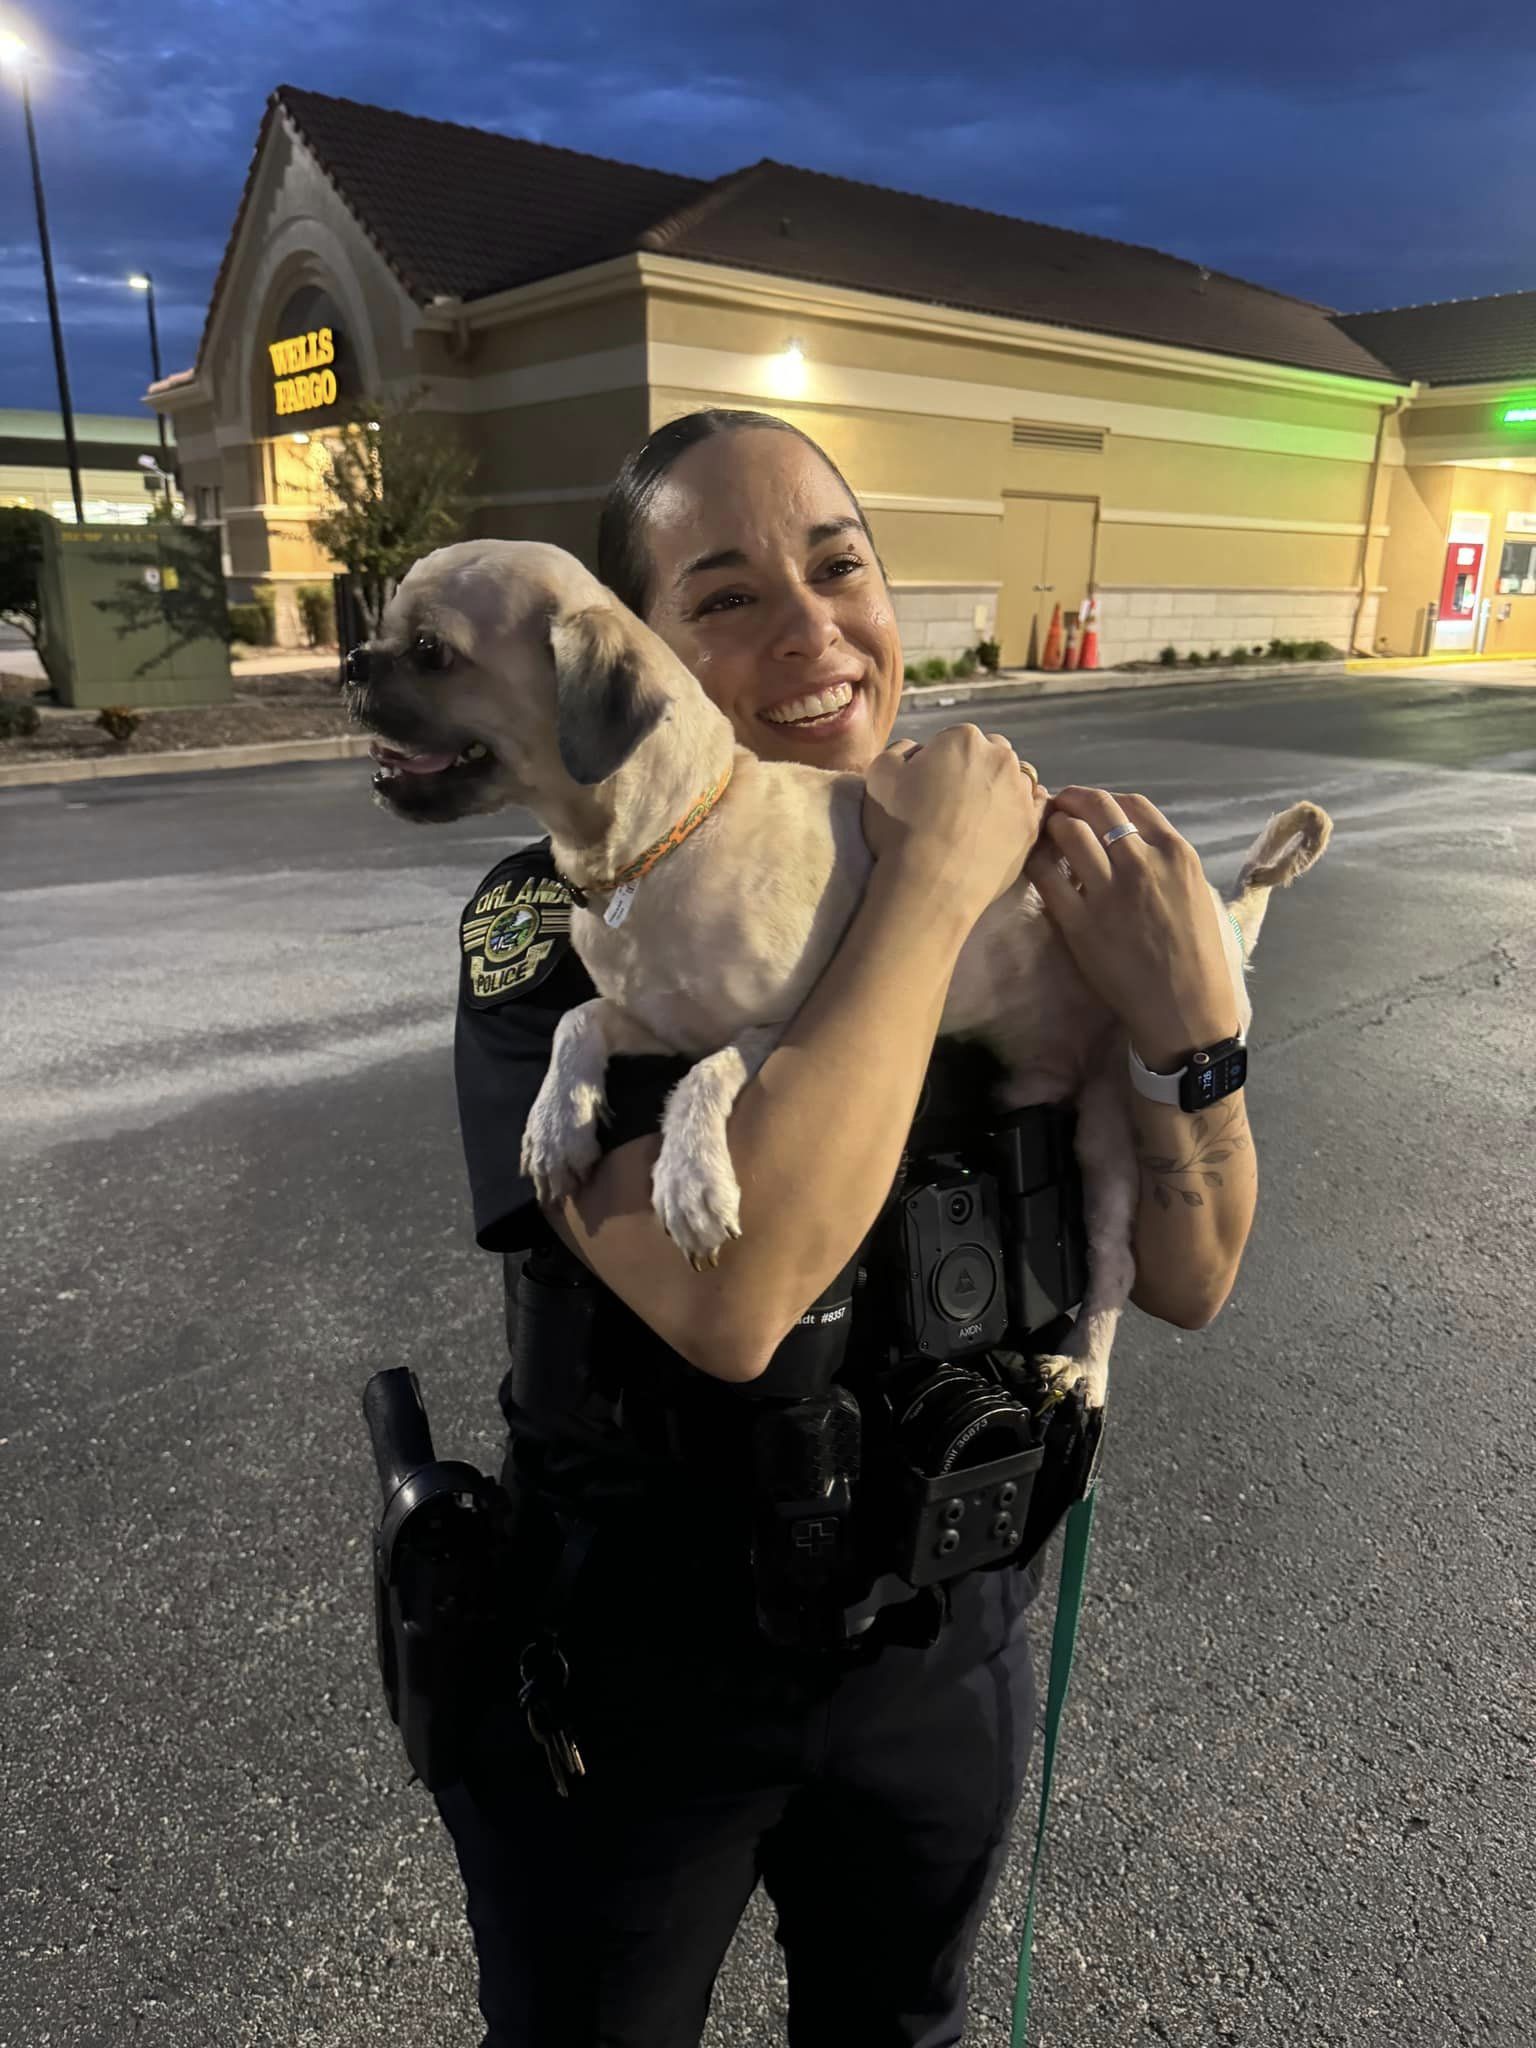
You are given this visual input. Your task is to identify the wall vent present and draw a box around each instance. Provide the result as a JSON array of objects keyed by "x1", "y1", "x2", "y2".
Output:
[{"x1": 1011, "y1": 420, "x2": 1106, "y2": 453}]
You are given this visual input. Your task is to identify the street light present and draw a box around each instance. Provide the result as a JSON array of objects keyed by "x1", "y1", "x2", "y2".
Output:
[
  {"x1": 136, "y1": 451, "x2": 176, "y2": 518},
  {"x1": 128, "y1": 272, "x2": 172, "y2": 471},
  {"x1": 1, "y1": 29, "x2": 85, "y2": 524}
]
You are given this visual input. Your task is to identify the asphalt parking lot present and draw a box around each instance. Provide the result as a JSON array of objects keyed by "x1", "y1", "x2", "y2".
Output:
[{"x1": 3, "y1": 669, "x2": 1533, "y2": 2047}]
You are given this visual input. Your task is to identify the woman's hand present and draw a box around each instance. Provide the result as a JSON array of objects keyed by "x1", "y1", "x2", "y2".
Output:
[
  {"x1": 1024, "y1": 785, "x2": 1239, "y2": 1070},
  {"x1": 862, "y1": 728, "x2": 1050, "y2": 921}
]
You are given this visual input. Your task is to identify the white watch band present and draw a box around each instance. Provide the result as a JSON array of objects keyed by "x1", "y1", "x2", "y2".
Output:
[{"x1": 1127, "y1": 1030, "x2": 1247, "y2": 1106}]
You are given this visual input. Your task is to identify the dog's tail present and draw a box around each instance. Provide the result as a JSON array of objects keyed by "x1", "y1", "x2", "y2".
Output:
[{"x1": 1226, "y1": 801, "x2": 1332, "y2": 959}]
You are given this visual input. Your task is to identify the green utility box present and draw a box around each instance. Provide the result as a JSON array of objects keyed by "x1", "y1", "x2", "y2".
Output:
[{"x1": 38, "y1": 519, "x2": 232, "y2": 708}]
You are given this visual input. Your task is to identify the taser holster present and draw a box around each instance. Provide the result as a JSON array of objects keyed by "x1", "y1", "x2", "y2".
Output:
[{"x1": 364, "y1": 1367, "x2": 519, "y2": 1790}]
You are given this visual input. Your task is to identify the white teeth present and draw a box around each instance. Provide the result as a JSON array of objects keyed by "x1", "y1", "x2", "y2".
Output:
[
  {"x1": 462, "y1": 742, "x2": 489, "y2": 761},
  {"x1": 763, "y1": 681, "x2": 855, "y2": 725}
]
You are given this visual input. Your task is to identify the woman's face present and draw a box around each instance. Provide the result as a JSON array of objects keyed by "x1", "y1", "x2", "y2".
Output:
[{"x1": 638, "y1": 429, "x2": 903, "y2": 773}]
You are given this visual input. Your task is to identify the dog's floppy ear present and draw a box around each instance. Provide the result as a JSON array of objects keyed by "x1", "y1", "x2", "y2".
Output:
[{"x1": 549, "y1": 605, "x2": 670, "y2": 786}]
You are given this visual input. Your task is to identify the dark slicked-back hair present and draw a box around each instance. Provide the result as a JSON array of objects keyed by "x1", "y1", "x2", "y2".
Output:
[{"x1": 596, "y1": 408, "x2": 879, "y2": 620}]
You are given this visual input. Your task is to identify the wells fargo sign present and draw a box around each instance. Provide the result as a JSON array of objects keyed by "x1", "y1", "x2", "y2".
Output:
[{"x1": 270, "y1": 327, "x2": 338, "y2": 418}]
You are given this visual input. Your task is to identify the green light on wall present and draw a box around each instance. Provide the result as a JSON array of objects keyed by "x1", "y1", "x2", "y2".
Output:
[{"x1": 1502, "y1": 403, "x2": 1536, "y2": 425}]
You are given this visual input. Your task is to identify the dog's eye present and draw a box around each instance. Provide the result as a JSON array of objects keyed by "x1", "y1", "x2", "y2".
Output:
[{"x1": 412, "y1": 631, "x2": 454, "y2": 672}]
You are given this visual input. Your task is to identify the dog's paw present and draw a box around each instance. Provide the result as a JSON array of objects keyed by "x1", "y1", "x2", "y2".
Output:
[
  {"x1": 520, "y1": 1088, "x2": 602, "y2": 1204},
  {"x1": 1037, "y1": 1353, "x2": 1109, "y2": 1413},
  {"x1": 651, "y1": 1138, "x2": 744, "y2": 1269}
]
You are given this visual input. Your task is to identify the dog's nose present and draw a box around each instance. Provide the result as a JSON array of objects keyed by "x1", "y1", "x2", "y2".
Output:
[{"x1": 345, "y1": 644, "x2": 371, "y2": 686}]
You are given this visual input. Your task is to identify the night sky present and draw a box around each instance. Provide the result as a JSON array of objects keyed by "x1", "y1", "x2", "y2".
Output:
[{"x1": 3, "y1": 0, "x2": 1534, "y2": 417}]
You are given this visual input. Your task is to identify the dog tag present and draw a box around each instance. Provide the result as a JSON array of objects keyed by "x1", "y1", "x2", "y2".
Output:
[{"x1": 604, "y1": 882, "x2": 639, "y2": 929}]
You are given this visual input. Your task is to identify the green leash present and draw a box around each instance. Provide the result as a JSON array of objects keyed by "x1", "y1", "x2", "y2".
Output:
[{"x1": 1010, "y1": 1483, "x2": 1099, "y2": 2046}]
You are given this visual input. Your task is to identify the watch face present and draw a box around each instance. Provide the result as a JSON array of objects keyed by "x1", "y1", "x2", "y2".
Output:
[{"x1": 1181, "y1": 1044, "x2": 1247, "y2": 1111}]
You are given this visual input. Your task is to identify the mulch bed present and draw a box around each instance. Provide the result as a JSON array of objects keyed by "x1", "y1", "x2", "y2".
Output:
[{"x1": 0, "y1": 665, "x2": 354, "y2": 764}]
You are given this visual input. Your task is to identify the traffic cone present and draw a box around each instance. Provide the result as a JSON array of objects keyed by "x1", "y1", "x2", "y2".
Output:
[
  {"x1": 1062, "y1": 614, "x2": 1081, "y2": 671},
  {"x1": 1078, "y1": 592, "x2": 1101, "y2": 671},
  {"x1": 1041, "y1": 604, "x2": 1064, "y2": 671}
]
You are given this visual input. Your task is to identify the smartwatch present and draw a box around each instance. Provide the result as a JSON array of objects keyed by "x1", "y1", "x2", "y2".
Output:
[{"x1": 1128, "y1": 1031, "x2": 1248, "y2": 1113}]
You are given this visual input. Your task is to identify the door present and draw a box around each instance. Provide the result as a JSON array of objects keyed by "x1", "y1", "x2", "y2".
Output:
[
  {"x1": 1432, "y1": 512, "x2": 1490, "y2": 653},
  {"x1": 999, "y1": 497, "x2": 1097, "y2": 667}
]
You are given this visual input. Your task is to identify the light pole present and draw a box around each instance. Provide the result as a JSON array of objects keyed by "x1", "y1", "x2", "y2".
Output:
[
  {"x1": 128, "y1": 273, "x2": 171, "y2": 473},
  {"x1": 1, "y1": 30, "x2": 84, "y2": 524}
]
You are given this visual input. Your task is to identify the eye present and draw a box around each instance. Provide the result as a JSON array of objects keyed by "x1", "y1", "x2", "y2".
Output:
[
  {"x1": 819, "y1": 553, "x2": 864, "y2": 581},
  {"x1": 695, "y1": 589, "x2": 751, "y2": 619},
  {"x1": 412, "y1": 630, "x2": 454, "y2": 671}
]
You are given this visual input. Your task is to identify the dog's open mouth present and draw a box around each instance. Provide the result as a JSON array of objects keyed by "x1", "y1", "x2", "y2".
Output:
[{"x1": 369, "y1": 737, "x2": 495, "y2": 788}]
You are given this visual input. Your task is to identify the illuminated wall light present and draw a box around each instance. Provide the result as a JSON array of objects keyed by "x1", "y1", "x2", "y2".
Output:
[
  {"x1": 290, "y1": 431, "x2": 310, "y2": 444},
  {"x1": 1501, "y1": 405, "x2": 1536, "y2": 425},
  {"x1": 768, "y1": 336, "x2": 809, "y2": 401}
]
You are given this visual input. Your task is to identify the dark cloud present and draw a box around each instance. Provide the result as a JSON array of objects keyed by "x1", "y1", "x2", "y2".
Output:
[{"x1": 3, "y1": 0, "x2": 1533, "y2": 414}]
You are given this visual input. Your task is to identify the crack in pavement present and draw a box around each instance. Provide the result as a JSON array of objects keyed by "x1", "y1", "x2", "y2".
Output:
[{"x1": 1261, "y1": 937, "x2": 1522, "y2": 1053}]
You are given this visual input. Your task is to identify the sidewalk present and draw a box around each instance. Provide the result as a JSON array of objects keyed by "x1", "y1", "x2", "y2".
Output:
[
  {"x1": 4, "y1": 651, "x2": 1534, "y2": 792},
  {"x1": 0, "y1": 647, "x2": 337, "y2": 687}
]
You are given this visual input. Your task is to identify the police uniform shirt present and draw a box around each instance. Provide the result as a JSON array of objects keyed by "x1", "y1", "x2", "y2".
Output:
[
  {"x1": 453, "y1": 838, "x2": 1083, "y2": 1539},
  {"x1": 454, "y1": 838, "x2": 759, "y2": 1532}
]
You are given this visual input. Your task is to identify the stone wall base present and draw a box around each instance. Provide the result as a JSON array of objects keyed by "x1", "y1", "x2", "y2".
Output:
[
  {"x1": 891, "y1": 583, "x2": 1000, "y2": 665},
  {"x1": 1096, "y1": 586, "x2": 1381, "y2": 666}
]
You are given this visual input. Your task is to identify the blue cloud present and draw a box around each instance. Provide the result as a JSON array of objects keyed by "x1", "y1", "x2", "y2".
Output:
[{"x1": 2, "y1": 0, "x2": 1533, "y2": 413}]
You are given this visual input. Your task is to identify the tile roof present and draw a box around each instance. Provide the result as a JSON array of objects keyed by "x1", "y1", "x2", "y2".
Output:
[
  {"x1": 194, "y1": 87, "x2": 1403, "y2": 387},
  {"x1": 276, "y1": 87, "x2": 710, "y2": 304},
  {"x1": 640, "y1": 160, "x2": 1398, "y2": 382},
  {"x1": 1332, "y1": 291, "x2": 1536, "y2": 388}
]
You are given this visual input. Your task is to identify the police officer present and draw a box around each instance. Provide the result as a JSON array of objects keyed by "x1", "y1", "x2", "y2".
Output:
[{"x1": 439, "y1": 410, "x2": 1257, "y2": 2047}]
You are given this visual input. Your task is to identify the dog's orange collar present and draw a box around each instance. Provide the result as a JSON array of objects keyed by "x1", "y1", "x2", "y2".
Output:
[{"x1": 563, "y1": 764, "x2": 733, "y2": 910}]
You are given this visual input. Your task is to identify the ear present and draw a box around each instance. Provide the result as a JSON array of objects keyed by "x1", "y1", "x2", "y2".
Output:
[{"x1": 549, "y1": 606, "x2": 671, "y2": 786}]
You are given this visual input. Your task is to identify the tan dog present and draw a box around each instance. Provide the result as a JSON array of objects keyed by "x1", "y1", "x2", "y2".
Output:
[{"x1": 348, "y1": 539, "x2": 1331, "y2": 1407}]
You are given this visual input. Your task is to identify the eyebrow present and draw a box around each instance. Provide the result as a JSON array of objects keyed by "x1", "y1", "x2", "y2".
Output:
[{"x1": 675, "y1": 515, "x2": 866, "y2": 587}]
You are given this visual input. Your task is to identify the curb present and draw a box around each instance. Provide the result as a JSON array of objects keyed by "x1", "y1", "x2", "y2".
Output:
[
  {"x1": 5, "y1": 654, "x2": 1459, "y2": 791},
  {"x1": 0, "y1": 732, "x2": 372, "y2": 791},
  {"x1": 899, "y1": 658, "x2": 1348, "y2": 714}
]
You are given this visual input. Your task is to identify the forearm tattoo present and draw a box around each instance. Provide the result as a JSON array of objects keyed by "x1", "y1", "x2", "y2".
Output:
[{"x1": 1135, "y1": 1099, "x2": 1251, "y2": 1210}]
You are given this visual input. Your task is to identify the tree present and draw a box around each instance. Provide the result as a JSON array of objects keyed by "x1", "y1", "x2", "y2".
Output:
[
  {"x1": 311, "y1": 394, "x2": 477, "y2": 633},
  {"x1": 0, "y1": 507, "x2": 53, "y2": 683}
]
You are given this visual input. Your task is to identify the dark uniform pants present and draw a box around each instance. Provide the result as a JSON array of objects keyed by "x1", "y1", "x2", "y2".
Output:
[{"x1": 434, "y1": 1536, "x2": 1039, "y2": 2048}]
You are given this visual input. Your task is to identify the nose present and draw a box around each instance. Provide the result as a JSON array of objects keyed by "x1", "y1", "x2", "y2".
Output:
[
  {"x1": 345, "y1": 644, "x2": 371, "y2": 686},
  {"x1": 766, "y1": 585, "x2": 839, "y2": 663}
]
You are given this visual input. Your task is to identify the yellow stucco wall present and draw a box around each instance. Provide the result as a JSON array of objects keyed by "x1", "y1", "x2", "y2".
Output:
[
  {"x1": 1377, "y1": 464, "x2": 1536, "y2": 655},
  {"x1": 645, "y1": 282, "x2": 1395, "y2": 621},
  {"x1": 465, "y1": 387, "x2": 649, "y2": 497}
]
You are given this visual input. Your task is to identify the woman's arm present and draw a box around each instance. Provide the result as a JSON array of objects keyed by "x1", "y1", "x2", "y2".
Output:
[
  {"x1": 1025, "y1": 783, "x2": 1259, "y2": 1331},
  {"x1": 1126, "y1": 1086, "x2": 1257, "y2": 1328},
  {"x1": 547, "y1": 727, "x2": 1047, "y2": 1384}
]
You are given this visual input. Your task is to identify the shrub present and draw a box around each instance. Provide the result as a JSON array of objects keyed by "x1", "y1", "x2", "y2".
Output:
[
  {"x1": 1158, "y1": 645, "x2": 1179, "y2": 666},
  {"x1": 1251, "y1": 644, "x2": 1265, "y2": 660},
  {"x1": 974, "y1": 638, "x2": 1001, "y2": 674},
  {"x1": 96, "y1": 705, "x2": 141, "y2": 744},
  {"x1": 919, "y1": 656, "x2": 949, "y2": 682},
  {"x1": 296, "y1": 583, "x2": 336, "y2": 648},
  {"x1": 0, "y1": 697, "x2": 40, "y2": 739},
  {"x1": 227, "y1": 602, "x2": 271, "y2": 647},
  {"x1": 951, "y1": 650, "x2": 978, "y2": 678},
  {"x1": 903, "y1": 662, "x2": 920, "y2": 682},
  {"x1": 253, "y1": 585, "x2": 278, "y2": 638},
  {"x1": 1302, "y1": 639, "x2": 1339, "y2": 661}
]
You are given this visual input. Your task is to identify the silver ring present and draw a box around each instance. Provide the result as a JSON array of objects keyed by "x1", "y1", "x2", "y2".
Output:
[{"x1": 1102, "y1": 822, "x2": 1142, "y2": 848}]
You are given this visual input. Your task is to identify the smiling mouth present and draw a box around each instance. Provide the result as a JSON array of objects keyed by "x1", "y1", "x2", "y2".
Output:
[{"x1": 760, "y1": 679, "x2": 860, "y2": 730}]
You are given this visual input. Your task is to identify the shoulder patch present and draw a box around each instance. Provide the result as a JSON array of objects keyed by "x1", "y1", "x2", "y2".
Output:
[{"x1": 460, "y1": 857, "x2": 575, "y2": 1007}]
